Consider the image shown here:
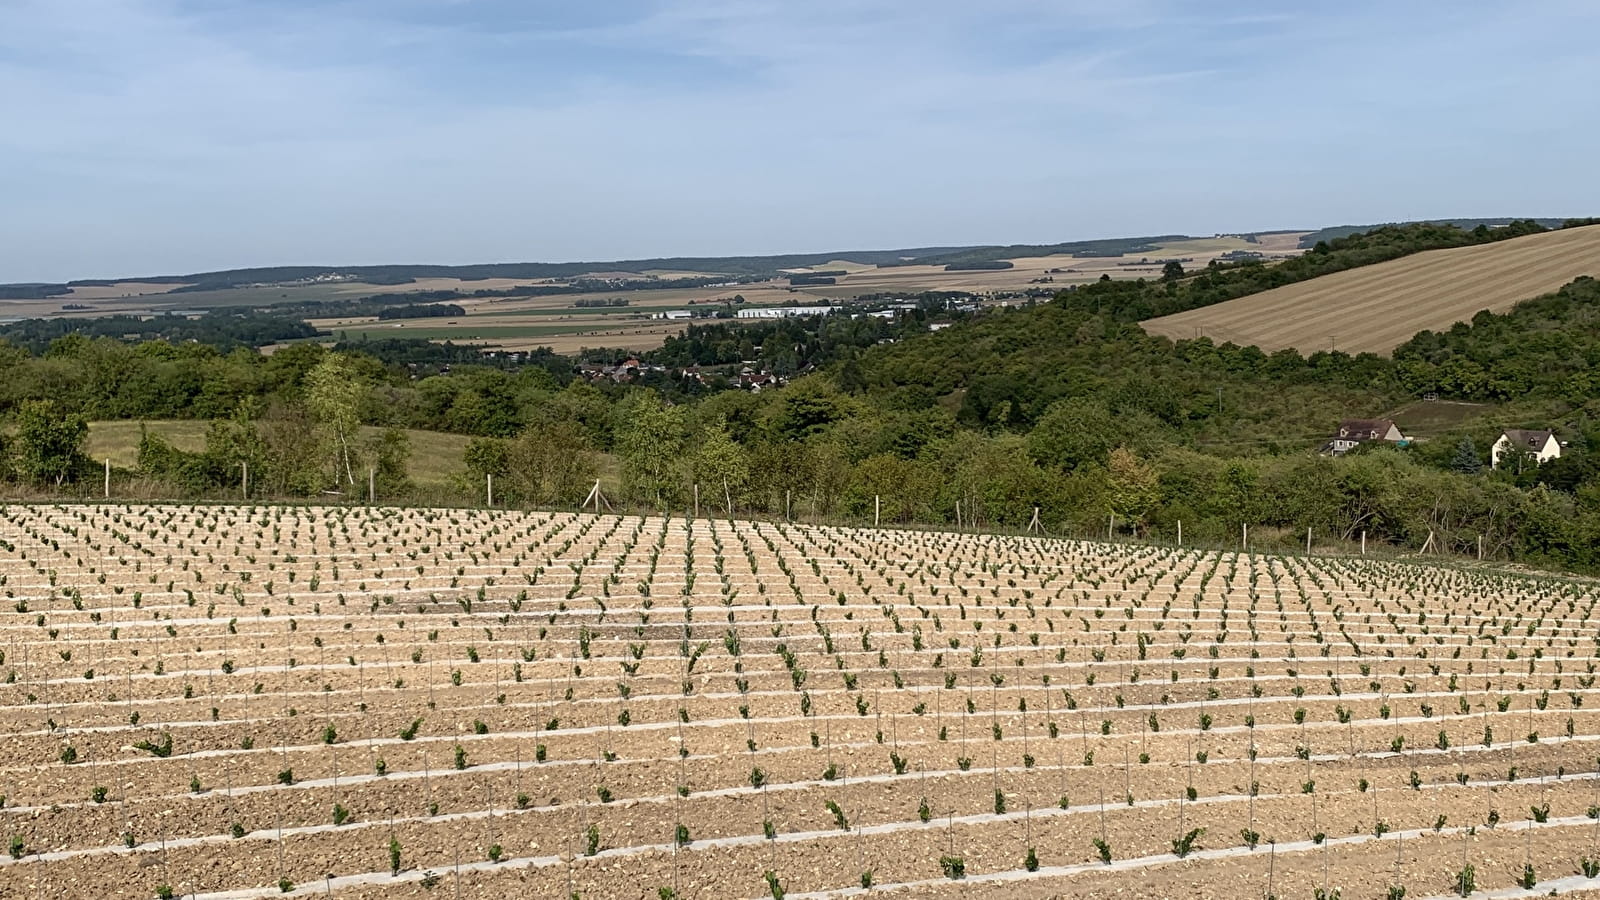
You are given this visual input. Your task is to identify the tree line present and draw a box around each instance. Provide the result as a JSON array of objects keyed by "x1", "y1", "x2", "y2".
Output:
[
  {"x1": 0, "y1": 312, "x2": 317, "y2": 353},
  {"x1": 376, "y1": 304, "x2": 466, "y2": 320}
]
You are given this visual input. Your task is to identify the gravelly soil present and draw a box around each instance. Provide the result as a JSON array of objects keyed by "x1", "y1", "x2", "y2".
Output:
[{"x1": 2, "y1": 504, "x2": 1598, "y2": 898}]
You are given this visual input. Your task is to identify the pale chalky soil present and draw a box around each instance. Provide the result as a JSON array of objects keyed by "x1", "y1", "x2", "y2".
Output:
[{"x1": 1, "y1": 504, "x2": 1597, "y2": 898}]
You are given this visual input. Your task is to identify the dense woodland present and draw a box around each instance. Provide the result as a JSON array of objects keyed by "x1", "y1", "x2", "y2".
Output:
[
  {"x1": 375, "y1": 303, "x2": 467, "y2": 320},
  {"x1": 2, "y1": 223, "x2": 1599, "y2": 572},
  {"x1": 0, "y1": 312, "x2": 317, "y2": 353}
]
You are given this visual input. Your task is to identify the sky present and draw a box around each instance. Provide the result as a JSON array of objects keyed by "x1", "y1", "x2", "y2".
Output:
[{"x1": 3, "y1": 0, "x2": 1599, "y2": 283}]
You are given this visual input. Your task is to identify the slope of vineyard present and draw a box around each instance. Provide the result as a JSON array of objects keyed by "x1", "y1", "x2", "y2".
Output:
[
  {"x1": 3, "y1": 505, "x2": 1600, "y2": 898},
  {"x1": 1141, "y1": 224, "x2": 1600, "y2": 354}
]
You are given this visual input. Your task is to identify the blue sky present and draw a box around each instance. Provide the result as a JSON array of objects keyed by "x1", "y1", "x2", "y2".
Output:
[{"x1": 3, "y1": 0, "x2": 1598, "y2": 282}]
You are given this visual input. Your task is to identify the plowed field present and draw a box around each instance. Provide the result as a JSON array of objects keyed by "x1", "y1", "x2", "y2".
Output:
[{"x1": 1142, "y1": 224, "x2": 1600, "y2": 355}]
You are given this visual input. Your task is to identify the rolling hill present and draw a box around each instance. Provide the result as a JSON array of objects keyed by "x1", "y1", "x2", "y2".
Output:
[
  {"x1": 1141, "y1": 223, "x2": 1600, "y2": 355},
  {"x1": 0, "y1": 235, "x2": 1193, "y2": 299}
]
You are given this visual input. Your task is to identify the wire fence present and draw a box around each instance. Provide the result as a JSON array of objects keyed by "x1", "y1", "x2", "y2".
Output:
[{"x1": 1, "y1": 471, "x2": 1568, "y2": 582}]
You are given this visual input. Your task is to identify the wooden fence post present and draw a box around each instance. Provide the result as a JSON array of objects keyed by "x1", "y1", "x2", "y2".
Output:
[
  {"x1": 486, "y1": 473, "x2": 493, "y2": 507},
  {"x1": 104, "y1": 459, "x2": 110, "y2": 499},
  {"x1": 874, "y1": 495, "x2": 880, "y2": 528}
]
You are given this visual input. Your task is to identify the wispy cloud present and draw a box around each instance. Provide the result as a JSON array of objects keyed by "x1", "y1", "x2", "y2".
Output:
[{"x1": 1, "y1": 1, "x2": 1597, "y2": 280}]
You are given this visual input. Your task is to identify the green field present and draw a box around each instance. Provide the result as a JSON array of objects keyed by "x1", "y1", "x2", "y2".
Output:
[
  {"x1": 86, "y1": 420, "x2": 474, "y2": 485},
  {"x1": 1379, "y1": 400, "x2": 1496, "y2": 438},
  {"x1": 86, "y1": 420, "x2": 629, "y2": 497}
]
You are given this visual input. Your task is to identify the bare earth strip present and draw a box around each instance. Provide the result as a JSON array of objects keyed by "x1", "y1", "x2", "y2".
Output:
[{"x1": 1141, "y1": 225, "x2": 1600, "y2": 355}]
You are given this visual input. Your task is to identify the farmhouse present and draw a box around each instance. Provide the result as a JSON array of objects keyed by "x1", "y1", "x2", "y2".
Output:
[
  {"x1": 1321, "y1": 418, "x2": 1405, "y2": 456},
  {"x1": 1491, "y1": 428, "x2": 1562, "y2": 469}
]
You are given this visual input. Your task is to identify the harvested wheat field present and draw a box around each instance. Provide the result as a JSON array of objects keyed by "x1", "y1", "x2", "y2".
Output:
[
  {"x1": 1142, "y1": 224, "x2": 1600, "y2": 355},
  {"x1": 5, "y1": 506, "x2": 1600, "y2": 898}
]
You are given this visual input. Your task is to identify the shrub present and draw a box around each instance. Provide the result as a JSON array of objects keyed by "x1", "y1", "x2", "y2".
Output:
[
  {"x1": 826, "y1": 800, "x2": 848, "y2": 830},
  {"x1": 1171, "y1": 828, "x2": 1204, "y2": 858}
]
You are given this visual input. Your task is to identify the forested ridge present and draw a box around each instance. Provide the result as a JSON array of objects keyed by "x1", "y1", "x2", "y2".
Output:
[{"x1": 2, "y1": 223, "x2": 1600, "y2": 572}]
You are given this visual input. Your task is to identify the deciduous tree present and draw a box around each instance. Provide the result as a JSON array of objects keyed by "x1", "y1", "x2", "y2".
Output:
[
  {"x1": 12, "y1": 400, "x2": 87, "y2": 485},
  {"x1": 304, "y1": 353, "x2": 369, "y2": 485}
]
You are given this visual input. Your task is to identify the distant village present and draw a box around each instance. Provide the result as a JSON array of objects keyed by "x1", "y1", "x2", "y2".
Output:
[
  {"x1": 570, "y1": 294, "x2": 984, "y2": 390},
  {"x1": 577, "y1": 357, "x2": 790, "y2": 392}
]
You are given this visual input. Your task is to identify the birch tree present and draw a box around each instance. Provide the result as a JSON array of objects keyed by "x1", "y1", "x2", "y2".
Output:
[{"x1": 304, "y1": 353, "x2": 368, "y2": 486}]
